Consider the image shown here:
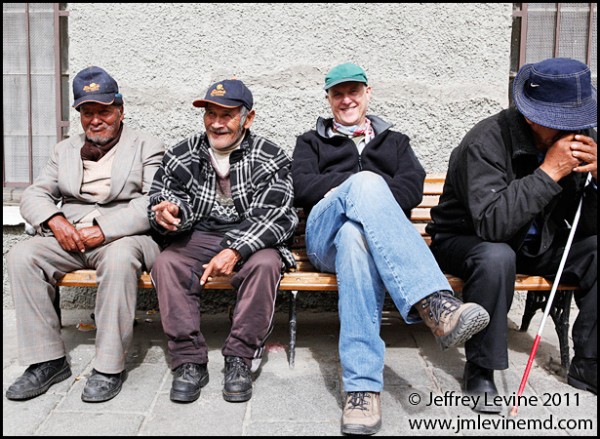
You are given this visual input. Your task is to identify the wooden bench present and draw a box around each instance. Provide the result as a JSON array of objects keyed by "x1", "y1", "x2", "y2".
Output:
[{"x1": 56, "y1": 173, "x2": 577, "y2": 369}]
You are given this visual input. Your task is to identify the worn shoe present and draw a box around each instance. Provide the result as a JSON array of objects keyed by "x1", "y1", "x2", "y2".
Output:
[
  {"x1": 463, "y1": 361, "x2": 502, "y2": 413},
  {"x1": 170, "y1": 363, "x2": 209, "y2": 402},
  {"x1": 81, "y1": 369, "x2": 125, "y2": 403},
  {"x1": 223, "y1": 356, "x2": 252, "y2": 402},
  {"x1": 417, "y1": 291, "x2": 490, "y2": 350},
  {"x1": 567, "y1": 357, "x2": 597, "y2": 395},
  {"x1": 5, "y1": 356, "x2": 71, "y2": 400},
  {"x1": 341, "y1": 392, "x2": 382, "y2": 435}
]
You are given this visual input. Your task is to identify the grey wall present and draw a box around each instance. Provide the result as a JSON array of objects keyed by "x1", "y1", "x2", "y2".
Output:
[{"x1": 3, "y1": 3, "x2": 513, "y2": 309}]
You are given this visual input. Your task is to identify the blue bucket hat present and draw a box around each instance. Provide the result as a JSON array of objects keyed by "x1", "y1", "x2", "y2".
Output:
[
  {"x1": 193, "y1": 79, "x2": 253, "y2": 110},
  {"x1": 72, "y1": 66, "x2": 123, "y2": 111},
  {"x1": 513, "y1": 58, "x2": 597, "y2": 130}
]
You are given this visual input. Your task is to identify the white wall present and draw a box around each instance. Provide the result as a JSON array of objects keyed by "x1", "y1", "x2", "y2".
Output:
[{"x1": 68, "y1": 3, "x2": 512, "y2": 171}]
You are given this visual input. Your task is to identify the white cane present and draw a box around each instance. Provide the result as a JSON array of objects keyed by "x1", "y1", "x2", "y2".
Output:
[{"x1": 510, "y1": 172, "x2": 592, "y2": 416}]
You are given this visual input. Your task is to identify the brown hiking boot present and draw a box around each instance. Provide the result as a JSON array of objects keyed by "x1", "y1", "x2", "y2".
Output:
[
  {"x1": 341, "y1": 391, "x2": 382, "y2": 435},
  {"x1": 417, "y1": 291, "x2": 489, "y2": 350}
]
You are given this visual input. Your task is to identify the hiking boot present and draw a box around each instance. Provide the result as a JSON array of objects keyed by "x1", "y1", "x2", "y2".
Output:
[
  {"x1": 223, "y1": 356, "x2": 252, "y2": 402},
  {"x1": 170, "y1": 363, "x2": 209, "y2": 403},
  {"x1": 341, "y1": 392, "x2": 382, "y2": 435},
  {"x1": 417, "y1": 291, "x2": 489, "y2": 350},
  {"x1": 6, "y1": 356, "x2": 71, "y2": 400}
]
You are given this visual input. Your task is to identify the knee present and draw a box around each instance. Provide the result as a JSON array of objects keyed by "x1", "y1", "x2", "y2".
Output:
[
  {"x1": 348, "y1": 171, "x2": 386, "y2": 192},
  {"x1": 99, "y1": 238, "x2": 143, "y2": 273},
  {"x1": 242, "y1": 249, "x2": 281, "y2": 277},
  {"x1": 467, "y1": 242, "x2": 516, "y2": 275}
]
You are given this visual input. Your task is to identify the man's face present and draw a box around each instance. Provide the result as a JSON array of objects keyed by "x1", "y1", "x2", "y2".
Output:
[
  {"x1": 203, "y1": 103, "x2": 255, "y2": 150},
  {"x1": 79, "y1": 103, "x2": 124, "y2": 145},
  {"x1": 526, "y1": 119, "x2": 575, "y2": 151},
  {"x1": 326, "y1": 81, "x2": 371, "y2": 127}
]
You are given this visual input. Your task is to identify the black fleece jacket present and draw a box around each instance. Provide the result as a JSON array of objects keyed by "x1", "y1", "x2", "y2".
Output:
[{"x1": 292, "y1": 115, "x2": 425, "y2": 217}]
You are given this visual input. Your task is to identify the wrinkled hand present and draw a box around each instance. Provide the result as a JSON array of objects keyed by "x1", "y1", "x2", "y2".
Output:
[
  {"x1": 47, "y1": 215, "x2": 85, "y2": 252},
  {"x1": 570, "y1": 134, "x2": 597, "y2": 181},
  {"x1": 200, "y1": 249, "x2": 242, "y2": 286},
  {"x1": 78, "y1": 225, "x2": 105, "y2": 250},
  {"x1": 540, "y1": 133, "x2": 587, "y2": 182},
  {"x1": 151, "y1": 200, "x2": 181, "y2": 231}
]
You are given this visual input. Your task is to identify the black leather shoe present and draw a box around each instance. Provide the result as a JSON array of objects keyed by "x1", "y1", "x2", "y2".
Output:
[
  {"x1": 223, "y1": 356, "x2": 252, "y2": 402},
  {"x1": 81, "y1": 369, "x2": 125, "y2": 403},
  {"x1": 5, "y1": 357, "x2": 71, "y2": 400},
  {"x1": 463, "y1": 361, "x2": 502, "y2": 413},
  {"x1": 567, "y1": 357, "x2": 597, "y2": 394},
  {"x1": 170, "y1": 363, "x2": 209, "y2": 403}
]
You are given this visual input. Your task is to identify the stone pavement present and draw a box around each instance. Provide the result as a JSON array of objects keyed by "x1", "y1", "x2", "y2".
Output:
[{"x1": 3, "y1": 296, "x2": 597, "y2": 436}]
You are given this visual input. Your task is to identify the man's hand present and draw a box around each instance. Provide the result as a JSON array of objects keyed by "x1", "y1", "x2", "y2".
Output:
[
  {"x1": 47, "y1": 215, "x2": 85, "y2": 252},
  {"x1": 200, "y1": 249, "x2": 242, "y2": 286},
  {"x1": 151, "y1": 200, "x2": 181, "y2": 231},
  {"x1": 570, "y1": 134, "x2": 597, "y2": 181},
  {"x1": 540, "y1": 133, "x2": 587, "y2": 182},
  {"x1": 78, "y1": 225, "x2": 106, "y2": 250}
]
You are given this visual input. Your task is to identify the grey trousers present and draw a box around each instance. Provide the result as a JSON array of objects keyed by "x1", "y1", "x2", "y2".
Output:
[
  {"x1": 7, "y1": 235, "x2": 160, "y2": 373},
  {"x1": 150, "y1": 231, "x2": 282, "y2": 370}
]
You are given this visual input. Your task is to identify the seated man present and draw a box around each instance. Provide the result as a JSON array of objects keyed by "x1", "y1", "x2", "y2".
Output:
[
  {"x1": 149, "y1": 79, "x2": 297, "y2": 404},
  {"x1": 6, "y1": 66, "x2": 165, "y2": 403},
  {"x1": 292, "y1": 62, "x2": 490, "y2": 435},
  {"x1": 427, "y1": 57, "x2": 597, "y2": 412}
]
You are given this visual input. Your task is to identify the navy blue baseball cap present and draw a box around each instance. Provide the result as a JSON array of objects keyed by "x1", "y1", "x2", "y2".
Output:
[
  {"x1": 193, "y1": 79, "x2": 253, "y2": 110},
  {"x1": 72, "y1": 66, "x2": 123, "y2": 111}
]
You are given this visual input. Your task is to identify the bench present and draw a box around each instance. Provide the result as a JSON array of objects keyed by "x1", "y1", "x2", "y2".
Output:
[{"x1": 56, "y1": 173, "x2": 577, "y2": 369}]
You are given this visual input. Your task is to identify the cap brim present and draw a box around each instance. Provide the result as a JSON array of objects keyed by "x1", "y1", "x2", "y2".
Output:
[
  {"x1": 73, "y1": 93, "x2": 116, "y2": 110},
  {"x1": 513, "y1": 64, "x2": 597, "y2": 130},
  {"x1": 324, "y1": 78, "x2": 368, "y2": 91},
  {"x1": 192, "y1": 98, "x2": 243, "y2": 109}
]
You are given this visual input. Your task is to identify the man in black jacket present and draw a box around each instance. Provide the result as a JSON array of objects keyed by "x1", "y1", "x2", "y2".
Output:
[
  {"x1": 427, "y1": 58, "x2": 597, "y2": 412},
  {"x1": 292, "y1": 63, "x2": 489, "y2": 435}
]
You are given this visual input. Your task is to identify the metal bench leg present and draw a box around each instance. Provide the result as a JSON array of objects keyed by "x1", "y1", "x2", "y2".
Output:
[
  {"x1": 549, "y1": 290, "x2": 573, "y2": 370},
  {"x1": 53, "y1": 286, "x2": 62, "y2": 328},
  {"x1": 288, "y1": 290, "x2": 298, "y2": 369},
  {"x1": 521, "y1": 291, "x2": 547, "y2": 332}
]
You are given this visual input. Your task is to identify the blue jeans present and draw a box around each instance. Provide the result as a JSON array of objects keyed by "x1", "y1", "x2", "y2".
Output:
[{"x1": 306, "y1": 172, "x2": 451, "y2": 392}]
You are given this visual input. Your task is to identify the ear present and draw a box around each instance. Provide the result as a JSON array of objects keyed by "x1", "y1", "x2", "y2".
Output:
[
  {"x1": 243, "y1": 109, "x2": 256, "y2": 129},
  {"x1": 524, "y1": 117, "x2": 535, "y2": 127}
]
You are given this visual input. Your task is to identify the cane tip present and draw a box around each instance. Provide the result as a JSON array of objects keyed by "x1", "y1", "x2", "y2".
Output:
[{"x1": 509, "y1": 406, "x2": 519, "y2": 417}]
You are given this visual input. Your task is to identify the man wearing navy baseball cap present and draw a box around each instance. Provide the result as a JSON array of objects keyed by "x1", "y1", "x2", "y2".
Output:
[
  {"x1": 428, "y1": 57, "x2": 597, "y2": 410},
  {"x1": 6, "y1": 66, "x2": 165, "y2": 404},
  {"x1": 148, "y1": 78, "x2": 297, "y2": 404}
]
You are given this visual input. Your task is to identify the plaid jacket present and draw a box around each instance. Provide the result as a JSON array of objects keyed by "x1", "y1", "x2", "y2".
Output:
[{"x1": 148, "y1": 130, "x2": 298, "y2": 269}]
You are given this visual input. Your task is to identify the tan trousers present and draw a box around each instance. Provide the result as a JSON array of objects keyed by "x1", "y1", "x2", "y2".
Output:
[{"x1": 7, "y1": 235, "x2": 160, "y2": 373}]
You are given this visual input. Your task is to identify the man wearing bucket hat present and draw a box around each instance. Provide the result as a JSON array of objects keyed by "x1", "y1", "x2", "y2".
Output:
[
  {"x1": 427, "y1": 57, "x2": 597, "y2": 411},
  {"x1": 148, "y1": 79, "x2": 297, "y2": 404},
  {"x1": 6, "y1": 66, "x2": 165, "y2": 403},
  {"x1": 292, "y1": 62, "x2": 490, "y2": 435}
]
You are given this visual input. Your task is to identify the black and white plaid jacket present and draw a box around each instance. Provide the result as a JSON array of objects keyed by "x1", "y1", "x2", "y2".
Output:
[{"x1": 148, "y1": 130, "x2": 298, "y2": 269}]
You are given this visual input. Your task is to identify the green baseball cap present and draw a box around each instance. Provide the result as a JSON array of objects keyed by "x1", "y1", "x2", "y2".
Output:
[{"x1": 324, "y1": 63, "x2": 368, "y2": 90}]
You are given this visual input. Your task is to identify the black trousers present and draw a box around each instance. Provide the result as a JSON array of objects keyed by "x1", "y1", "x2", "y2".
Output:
[{"x1": 430, "y1": 234, "x2": 597, "y2": 370}]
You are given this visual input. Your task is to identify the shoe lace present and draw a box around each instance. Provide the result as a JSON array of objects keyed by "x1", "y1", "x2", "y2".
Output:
[
  {"x1": 426, "y1": 292, "x2": 461, "y2": 324},
  {"x1": 226, "y1": 357, "x2": 250, "y2": 381},
  {"x1": 346, "y1": 392, "x2": 371, "y2": 412},
  {"x1": 179, "y1": 363, "x2": 201, "y2": 380}
]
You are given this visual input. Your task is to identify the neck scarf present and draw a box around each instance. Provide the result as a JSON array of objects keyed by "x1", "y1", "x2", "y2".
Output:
[
  {"x1": 80, "y1": 124, "x2": 124, "y2": 162},
  {"x1": 333, "y1": 118, "x2": 374, "y2": 144}
]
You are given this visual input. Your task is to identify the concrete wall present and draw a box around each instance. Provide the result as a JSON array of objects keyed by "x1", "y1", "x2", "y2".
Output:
[{"x1": 3, "y1": 3, "x2": 513, "y2": 309}]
